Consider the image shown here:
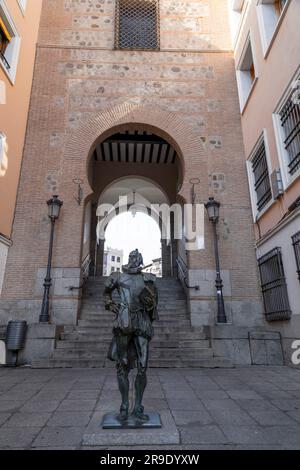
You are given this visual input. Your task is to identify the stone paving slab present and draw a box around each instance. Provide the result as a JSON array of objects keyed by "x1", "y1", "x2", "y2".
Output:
[{"x1": 0, "y1": 366, "x2": 300, "y2": 449}]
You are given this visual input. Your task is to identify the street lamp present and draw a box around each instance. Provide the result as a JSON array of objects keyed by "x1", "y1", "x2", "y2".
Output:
[
  {"x1": 39, "y1": 195, "x2": 63, "y2": 323},
  {"x1": 205, "y1": 197, "x2": 227, "y2": 324}
]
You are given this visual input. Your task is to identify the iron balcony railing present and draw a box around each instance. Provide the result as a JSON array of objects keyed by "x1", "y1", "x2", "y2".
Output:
[
  {"x1": 280, "y1": 93, "x2": 300, "y2": 176},
  {"x1": 252, "y1": 139, "x2": 272, "y2": 212},
  {"x1": 292, "y1": 231, "x2": 300, "y2": 281},
  {"x1": 258, "y1": 247, "x2": 291, "y2": 321}
]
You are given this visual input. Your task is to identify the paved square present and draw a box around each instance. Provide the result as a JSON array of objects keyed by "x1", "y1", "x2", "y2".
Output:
[{"x1": 0, "y1": 366, "x2": 300, "y2": 450}]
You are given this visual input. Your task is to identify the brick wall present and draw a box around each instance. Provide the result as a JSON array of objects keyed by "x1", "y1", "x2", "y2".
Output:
[{"x1": 0, "y1": 0, "x2": 263, "y2": 328}]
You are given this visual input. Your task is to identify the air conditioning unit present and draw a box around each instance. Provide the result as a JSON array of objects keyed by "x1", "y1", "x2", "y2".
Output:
[{"x1": 270, "y1": 169, "x2": 284, "y2": 200}]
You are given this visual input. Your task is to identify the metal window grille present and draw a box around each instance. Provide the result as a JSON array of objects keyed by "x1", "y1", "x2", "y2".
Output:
[
  {"x1": 251, "y1": 140, "x2": 272, "y2": 212},
  {"x1": 292, "y1": 231, "x2": 300, "y2": 281},
  {"x1": 115, "y1": 0, "x2": 160, "y2": 50},
  {"x1": 280, "y1": 92, "x2": 300, "y2": 175},
  {"x1": 258, "y1": 248, "x2": 291, "y2": 321}
]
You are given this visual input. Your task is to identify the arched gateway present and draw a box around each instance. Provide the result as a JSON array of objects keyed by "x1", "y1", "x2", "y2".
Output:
[{"x1": 0, "y1": 103, "x2": 268, "y2": 367}]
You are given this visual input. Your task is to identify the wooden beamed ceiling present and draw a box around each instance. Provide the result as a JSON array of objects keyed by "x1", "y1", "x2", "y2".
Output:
[{"x1": 93, "y1": 130, "x2": 177, "y2": 165}]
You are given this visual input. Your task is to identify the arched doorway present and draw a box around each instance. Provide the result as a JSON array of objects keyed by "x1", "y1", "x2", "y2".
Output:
[
  {"x1": 103, "y1": 211, "x2": 162, "y2": 277},
  {"x1": 81, "y1": 126, "x2": 183, "y2": 278}
]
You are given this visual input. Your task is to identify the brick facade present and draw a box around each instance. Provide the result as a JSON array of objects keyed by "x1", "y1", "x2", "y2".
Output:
[{"x1": 0, "y1": 1, "x2": 269, "y2": 355}]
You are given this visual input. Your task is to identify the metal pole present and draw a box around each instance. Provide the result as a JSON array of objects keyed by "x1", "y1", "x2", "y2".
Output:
[
  {"x1": 212, "y1": 221, "x2": 227, "y2": 324},
  {"x1": 39, "y1": 218, "x2": 55, "y2": 323}
]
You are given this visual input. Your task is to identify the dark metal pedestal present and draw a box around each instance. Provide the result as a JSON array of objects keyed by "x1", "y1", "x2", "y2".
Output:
[{"x1": 102, "y1": 412, "x2": 162, "y2": 429}]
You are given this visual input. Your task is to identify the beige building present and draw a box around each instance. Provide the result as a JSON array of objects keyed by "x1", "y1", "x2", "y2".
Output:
[
  {"x1": 0, "y1": 0, "x2": 42, "y2": 293},
  {"x1": 0, "y1": 0, "x2": 296, "y2": 366},
  {"x1": 231, "y1": 0, "x2": 300, "y2": 357},
  {"x1": 144, "y1": 258, "x2": 162, "y2": 278},
  {"x1": 103, "y1": 247, "x2": 124, "y2": 276}
]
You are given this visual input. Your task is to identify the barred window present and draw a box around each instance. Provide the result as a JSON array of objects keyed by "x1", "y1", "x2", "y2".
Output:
[
  {"x1": 251, "y1": 140, "x2": 272, "y2": 212},
  {"x1": 258, "y1": 248, "x2": 291, "y2": 321},
  {"x1": 279, "y1": 92, "x2": 300, "y2": 175},
  {"x1": 292, "y1": 232, "x2": 300, "y2": 281},
  {"x1": 115, "y1": 0, "x2": 160, "y2": 50}
]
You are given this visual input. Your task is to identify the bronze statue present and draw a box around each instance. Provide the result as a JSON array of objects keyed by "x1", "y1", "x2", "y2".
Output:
[{"x1": 104, "y1": 249, "x2": 158, "y2": 425}]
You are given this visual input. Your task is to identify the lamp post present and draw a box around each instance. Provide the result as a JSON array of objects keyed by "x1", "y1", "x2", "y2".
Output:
[
  {"x1": 39, "y1": 195, "x2": 63, "y2": 324},
  {"x1": 205, "y1": 197, "x2": 227, "y2": 324}
]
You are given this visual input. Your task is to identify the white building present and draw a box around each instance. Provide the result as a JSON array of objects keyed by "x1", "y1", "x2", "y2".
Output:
[{"x1": 103, "y1": 248, "x2": 124, "y2": 276}]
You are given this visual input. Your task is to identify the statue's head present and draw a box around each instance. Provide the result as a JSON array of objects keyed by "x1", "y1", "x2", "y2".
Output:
[{"x1": 127, "y1": 249, "x2": 144, "y2": 269}]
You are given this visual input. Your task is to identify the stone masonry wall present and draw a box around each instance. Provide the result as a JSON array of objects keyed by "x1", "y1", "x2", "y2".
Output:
[{"x1": 0, "y1": 0, "x2": 264, "y2": 329}]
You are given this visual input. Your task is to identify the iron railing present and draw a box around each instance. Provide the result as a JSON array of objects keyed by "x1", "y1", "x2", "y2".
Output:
[
  {"x1": 280, "y1": 92, "x2": 300, "y2": 175},
  {"x1": 292, "y1": 231, "x2": 300, "y2": 281},
  {"x1": 68, "y1": 254, "x2": 91, "y2": 291},
  {"x1": 252, "y1": 139, "x2": 272, "y2": 212},
  {"x1": 0, "y1": 50, "x2": 10, "y2": 70},
  {"x1": 176, "y1": 255, "x2": 199, "y2": 290},
  {"x1": 258, "y1": 247, "x2": 291, "y2": 321},
  {"x1": 115, "y1": 0, "x2": 160, "y2": 50}
]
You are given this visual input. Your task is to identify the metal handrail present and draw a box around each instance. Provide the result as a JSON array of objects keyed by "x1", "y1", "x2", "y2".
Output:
[
  {"x1": 176, "y1": 255, "x2": 199, "y2": 290},
  {"x1": 68, "y1": 255, "x2": 91, "y2": 291},
  {"x1": 0, "y1": 51, "x2": 10, "y2": 70}
]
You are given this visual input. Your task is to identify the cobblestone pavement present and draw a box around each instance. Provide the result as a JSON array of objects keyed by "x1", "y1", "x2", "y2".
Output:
[{"x1": 0, "y1": 366, "x2": 300, "y2": 450}]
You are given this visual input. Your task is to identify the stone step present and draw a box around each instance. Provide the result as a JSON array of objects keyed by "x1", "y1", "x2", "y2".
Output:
[
  {"x1": 80, "y1": 312, "x2": 189, "y2": 320},
  {"x1": 77, "y1": 319, "x2": 190, "y2": 328},
  {"x1": 55, "y1": 339, "x2": 210, "y2": 350},
  {"x1": 80, "y1": 308, "x2": 188, "y2": 315},
  {"x1": 32, "y1": 358, "x2": 233, "y2": 369},
  {"x1": 52, "y1": 346, "x2": 213, "y2": 359},
  {"x1": 63, "y1": 327, "x2": 194, "y2": 337},
  {"x1": 61, "y1": 328, "x2": 207, "y2": 338},
  {"x1": 148, "y1": 358, "x2": 233, "y2": 368},
  {"x1": 82, "y1": 296, "x2": 186, "y2": 302}
]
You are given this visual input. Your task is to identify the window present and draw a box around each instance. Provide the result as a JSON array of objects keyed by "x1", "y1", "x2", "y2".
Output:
[
  {"x1": 117, "y1": 257, "x2": 121, "y2": 263},
  {"x1": 115, "y1": 0, "x2": 160, "y2": 50},
  {"x1": 251, "y1": 139, "x2": 272, "y2": 212},
  {"x1": 236, "y1": 35, "x2": 257, "y2": 111},
  {"x1": 257, "y1": 0, "x2": 289, "y2": 55},
  {"x1": 258, "y1": 248, "x2": 291, "y2": 321},
  {"x1": 292, "y1": 232, "x2": 300, "y2": 281},
  {"x1": 279, "y1": 92, "x2": 300, "y2": 176},
  {"x1": 247, "y1": 133, "x2": 272, "y2": 218},
  {"x1": 0, "y1": 15, "x2": 10, "y2": 70},
  {"x1": 273, "y1": 71, "x2": 300, "y2": 188},
  {"x1": 229, "y1": 0, "x2": 247, "y2": 45},
  {"x1": 0, "y1": 2, "x2": 21, "y2": 83},
  {"x1": 111, "y1": 256, "x2": 115, "y2": 262},
  {"x1": 111, "y1": 267, "x2": 115, "y2": 272},
  {"x1": 117, "y1": 268, "x2": 121, "y2": 272}
]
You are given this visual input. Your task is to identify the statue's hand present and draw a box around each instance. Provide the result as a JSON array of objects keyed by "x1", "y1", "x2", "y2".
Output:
[{"x1": 105, "y1": 301, "x2": 119, "y2": 314}]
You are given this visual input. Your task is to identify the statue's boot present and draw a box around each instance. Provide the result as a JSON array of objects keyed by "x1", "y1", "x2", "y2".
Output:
[
  {"x1": 116, "y1": 365, "x2": 129, "y2": 422},
  {"x1": 133, "y1": 369, "x2": 149, "y2": 422}
]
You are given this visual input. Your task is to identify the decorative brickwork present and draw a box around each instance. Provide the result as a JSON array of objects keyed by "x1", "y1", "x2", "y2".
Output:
[{"x1": 0, "y1": 0, "x2": 263, "y2": 332}]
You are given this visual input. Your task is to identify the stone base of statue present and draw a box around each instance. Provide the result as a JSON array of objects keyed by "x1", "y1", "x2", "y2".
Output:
[
  {"x1": 102, "y1": 411, "x2": 162, "y2": 429},
  {"x1": 82, "y1": 410, "x2": 179, "y2": 446}
]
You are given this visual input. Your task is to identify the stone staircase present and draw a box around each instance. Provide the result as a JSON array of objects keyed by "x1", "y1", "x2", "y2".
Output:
[{"x1": 34, "y1": 277, "x2": 232, "y2": 368}]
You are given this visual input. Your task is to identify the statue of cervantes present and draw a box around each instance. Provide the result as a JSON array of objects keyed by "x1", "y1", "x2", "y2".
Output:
[{"x1": 104, "y1": 249, "x2": 158, "y2": 423}]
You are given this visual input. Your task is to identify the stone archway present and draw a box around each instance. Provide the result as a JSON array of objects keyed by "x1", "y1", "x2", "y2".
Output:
[{"x1": 56, "y1": 103, "x2": 208, "y2": 270}]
